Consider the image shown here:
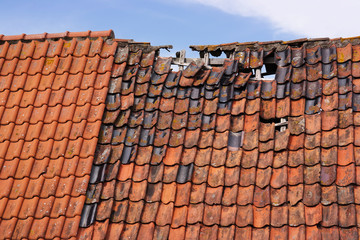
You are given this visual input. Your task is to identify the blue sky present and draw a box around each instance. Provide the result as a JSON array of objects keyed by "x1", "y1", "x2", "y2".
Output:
[{"x1": 0, "y1": 0, "x2": 358, "y2": 57}]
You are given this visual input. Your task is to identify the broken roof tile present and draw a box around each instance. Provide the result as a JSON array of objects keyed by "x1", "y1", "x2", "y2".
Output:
[
  {"x1": 337, "y1": 43, "x2": 352, "y2": 63},
  {"x1": 276, "y1": 65, "x2": 291, "y2": 84},
  {"x1": 275, "y1": 46, "x2": 291, "y2": 67},
  {"x1": 306, "y1": 45, "x2": 321, "y2": 64},
  {"x1": 154, "y1": 57, "x2": 172, "y2": 75},
  {"x1": 207, "y1": 67, "x2": 224, "y2": 86}
]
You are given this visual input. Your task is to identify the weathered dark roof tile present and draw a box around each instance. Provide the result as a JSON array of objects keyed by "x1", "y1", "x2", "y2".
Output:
[
  {"x1": 306, "y1": 45, "x2": 321, "y2": 64},
  {"x1": 322, "y1": 61, "x2": 337, "y2": 79},
  {"x1": 290, "y1": 81, "x2": 306, "y2": 99},
  {"x1": 305, "y1": 97, "x2": 321, "y2": 114},
  {"x1": 291, "y1": 46, "x2": 305, "y2": 67},
  {"x1": 153, "y1": 57, "x2": 172, "y2": 75},
  {"x1": 275, "y1": 46, "x2": 291, "y2": 67},
  {"x1": 321, "y1": 44, "x2": 337, "y2": 64}
]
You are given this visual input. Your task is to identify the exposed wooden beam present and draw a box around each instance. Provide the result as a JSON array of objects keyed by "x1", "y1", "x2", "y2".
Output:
[
  {"x1": 255, "y1": 69, "x2": 262, "y2": 80},
  {"x1": 277, "y1": 118, "x2": 288, "y2": 132},
  {"x1": 178, "y1": 49, "x2": 186, "y2": 71},
  {"x1": 204, "y1": 52, "x2": 209, "y2": 66},
  {"x1": 172, "y1": 57, "x2": 225, "y2": 66},
  {"x1": 172, "y1": 56, "x2": 275, "y2": 65}
]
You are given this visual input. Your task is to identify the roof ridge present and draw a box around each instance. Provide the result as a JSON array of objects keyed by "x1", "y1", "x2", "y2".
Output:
[
  {"x1": 0, "y1": 30, "x2": 114, "y2": 41},
  {"x1": 189, "y1": 36, "x2": 360, "y2": 52}
]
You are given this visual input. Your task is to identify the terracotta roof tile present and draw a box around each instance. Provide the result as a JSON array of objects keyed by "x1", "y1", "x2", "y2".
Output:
[
  {"x1": 0, "y1": 218, "x2": 17, "y2": 239},
  {"x1": 236, "y1": 205, "x2": 253, "y2": 227}
]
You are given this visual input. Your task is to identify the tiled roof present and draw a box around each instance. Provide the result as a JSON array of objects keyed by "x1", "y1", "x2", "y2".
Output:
[
  {"x1": 0, "y1": 30, "x2": 117, "y2": 239},
  {"x1": 2, "y1": 30, "x2": 360, "y2": 239},
  {"x1": 77, "y1": 37, "x2": 360, "y2": 239}
]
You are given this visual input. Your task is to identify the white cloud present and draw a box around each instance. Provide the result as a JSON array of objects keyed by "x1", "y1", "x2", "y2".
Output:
[{"x1": 183, "y1": 0, "x2": 360, "y2": 38}]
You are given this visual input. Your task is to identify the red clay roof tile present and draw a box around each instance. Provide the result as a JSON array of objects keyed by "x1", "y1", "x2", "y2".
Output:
[
  {"x1": 258, "y1": 150, "x2": 273, "y2": 168},
  {"x1": 253, "y1": 205, "x2": 270, "y2": 228},
  {"x1": 24, "y1": 177, "x2": 43, "y2": 199},
  {"x1": 271, "y1": 186, "x2": 287, "y2": 206},
  {"x1": 0, "y1": 218, "x2": 18, "y2": 239},
  {"x1": 236, "y1": 185, "x2": 253, "y2": 206},
  {"x1": 205, "y1": 186, "x2": 223, "y2": 205},
  {"x1": 189, "y1": 183, "x2": 207, "y2": 205},
  {"x1": 236, "y1": 205, "x2": 253, "y2": 227},
  {"x1": 253, "y1": 186, "x2": 270, "y2": 207}
]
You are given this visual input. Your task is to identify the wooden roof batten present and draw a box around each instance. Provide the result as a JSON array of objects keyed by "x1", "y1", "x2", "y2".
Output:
[{"x1": 171, "y1": 48, "x2": 276, "y2": 72}]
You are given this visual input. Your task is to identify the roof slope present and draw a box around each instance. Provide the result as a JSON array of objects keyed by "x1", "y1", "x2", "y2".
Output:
[
  {"x1": 0, "y1": 30, "x2": 117, "y2": 239},
  {"x1": 77, "y1": 37, "x2": 360, "y2": 239}
]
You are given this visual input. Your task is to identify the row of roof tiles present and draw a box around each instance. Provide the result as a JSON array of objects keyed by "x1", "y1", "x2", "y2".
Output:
[
  {"x1": 0, "y1": 56, "x2": 114, "y2": 76},
  {"x1": 96, "y1": 125, "x2": 360, "y2": 153},
  {"x1": 190, "y1": 37, "x2": 360, "y2": 52},
  {"x1": 91, "y1": 142, "x2": 360, "y2": 168},
  {"x1": 79, "y1": 223, "x2": 358, "y2": 240},
  {"x1": 81, "y1": 200, "x2": 360, "y2": 228},
  {"x1": 0, "y1": 37, "x2": 117, "y2": 60},
  {"x1": 88, "y1": 165, "x2": 360, "y2": 204},
  {"x1": 0, "y1": 30, "x2": 114, "y2": 41}
]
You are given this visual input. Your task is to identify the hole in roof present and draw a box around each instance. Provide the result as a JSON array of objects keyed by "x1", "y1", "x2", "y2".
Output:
[
  {"x1": 262, "y1": 63, "x2": 277, "y2": 79},
  {"x1": 263, "y1": 73, "x2": 276, "y2": 79},
  {"x1": 171, "y1": 64, "x2": 180, "y2": 71},
  {"x1": 261, "y1": 52, "x2": 277, "y2": 79},
  {"x1": 251, "y1": 64, "x2": 277, "y2": 80},
  {"x1": 275, "y1": 117, "x2": 288, "y2": 132},
  {"x1": 159, "y1": 48, "x2": 172, "y2": 57},
  {"x1": 215, "y1": 51, "x2": 228, "y2": 58},
  {"x1": 260, "y1": 116, "x2": 288, "y2": 132}
]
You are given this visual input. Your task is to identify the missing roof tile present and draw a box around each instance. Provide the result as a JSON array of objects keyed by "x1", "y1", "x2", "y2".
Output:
[{"x1": 260, "y1": 117, "x2": 288, "y2": 132}]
